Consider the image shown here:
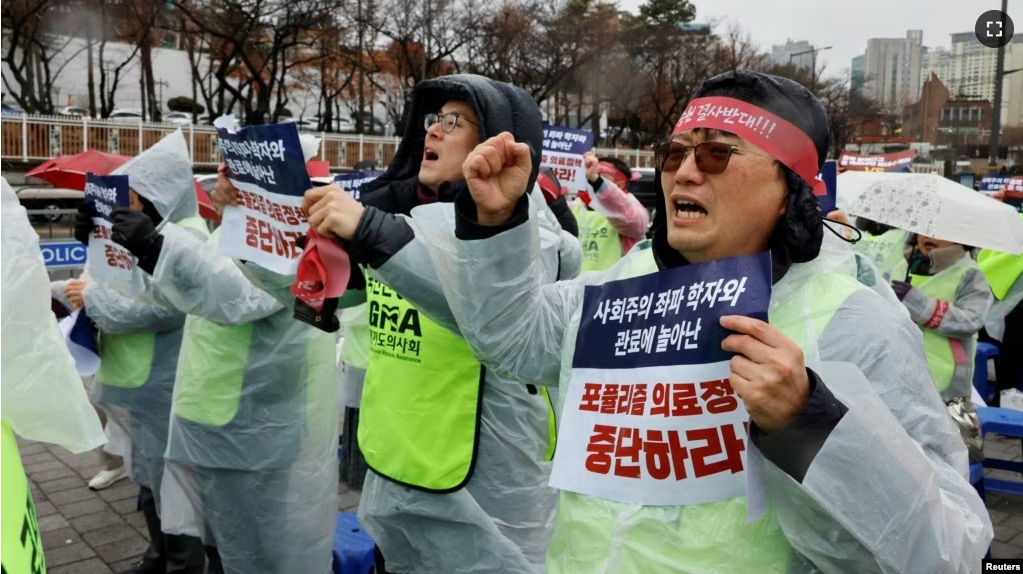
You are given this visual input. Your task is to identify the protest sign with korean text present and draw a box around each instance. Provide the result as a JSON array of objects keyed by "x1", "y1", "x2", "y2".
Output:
[
  {"x1": 215, "y1": 119, "x2": 312, "y2": 274},
  {"x1": 84, "y1": 173, "x2": 138, "y2": 287},
  {"x1": 838, "y1": 150, "x2": 916, "y2": 172},
  {"x1": 549, "y1": 252, "x2": 772, "y2": 506},
  {"x1": 542, "y1": 126, "x2": 594, "y2": 195},
  {"x1": 334, "y1": 171, "x2": 384, "y2": 201},
  {"x1": 980, "y1": 175, "x2": 1013, "y2": 196}
]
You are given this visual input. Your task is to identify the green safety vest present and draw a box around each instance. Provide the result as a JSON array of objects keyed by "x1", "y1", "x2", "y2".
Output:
[
  {"x1": 978, "y1": 249, "x2": 1023, "y2": 301},
  {"x1": 547, "y1": 248, "x2": 864, "y2": 573},
  {"x1": 1, "y1": 421, "x2": 45, "y2": 574},
  {"x1": 170, "y1": 222, "x2": 256, "y2": 427},
  {"x1": 98, "y1": 216, "x2": 209, "y2": 389},
  {"x1": 860, "y1": 229, "x2": 909, "y2": 279},
  {"x1": 358, "y1": 275, "x2": 555, "y2": 492},
  {"x1": 908, "y1": 266, "x2": 974, "y2": 394},
  {"x1": 572, "y1": 201, "x2": 622, "y2": 272}
]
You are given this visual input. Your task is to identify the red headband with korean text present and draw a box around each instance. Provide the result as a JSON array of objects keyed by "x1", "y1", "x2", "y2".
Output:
[{"x1": 672, "y1": 96, "x2": 822, "y2": 190}]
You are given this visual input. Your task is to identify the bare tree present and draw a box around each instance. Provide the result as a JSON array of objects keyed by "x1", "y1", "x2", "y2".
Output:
[{"x1": 2, "y1": 0, "x2": 90, "y2": 113}]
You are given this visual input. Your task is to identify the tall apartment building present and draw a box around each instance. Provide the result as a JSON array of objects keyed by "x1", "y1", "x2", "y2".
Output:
[
  {"x1": 922, "y1": 32, "x2": 1023, "y2": 127},
  {"x1": 770, "y1": 40, "x2": 815, "y2": 70},
  {"x1": 858, "y1": 30, "x2": 924, "y2": 111}
]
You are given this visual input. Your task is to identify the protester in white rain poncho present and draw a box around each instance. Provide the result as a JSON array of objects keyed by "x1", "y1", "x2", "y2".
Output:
[
  {"x1": 306, "y1": 71, "x2": 992, "y2": 573},
  {"x1": 107, "y1": 148, "x2": 338, "y2": 573},
  {"x1": 2, "y1": 177, "x2": 107, "y2": 574},
  {"x1": 256, "y1": 75, "x2": 580, "y2": 574},
  {"x1": 52, "y1": 132, "x2": 210, "y2": 573}
]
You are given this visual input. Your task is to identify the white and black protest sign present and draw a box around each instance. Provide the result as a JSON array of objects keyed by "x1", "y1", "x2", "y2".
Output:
[
  {"x1": 549, "y1": 252, "x2": 773, "y2": 507},
  {"x1": 541, "y1": 126, "x2": 595, "y2": 195},
  {"x1": 215, "y1": 119, "x2": 312, "y2": 274},
  {"x1": 84, "y1": 173, "x2": 138, "y2": 287}
]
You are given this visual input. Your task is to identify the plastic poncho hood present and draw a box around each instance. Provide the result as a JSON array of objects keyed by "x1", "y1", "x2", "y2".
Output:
[
  {"x1": 651, "y1": 70, "x2": 827, "y2": 269},
  {"x1": 112, "y1": 129, "x2": 199, "y2": 223},
  {"x1": 362, "y1": 74, "x2": 543, "y2": 202}
]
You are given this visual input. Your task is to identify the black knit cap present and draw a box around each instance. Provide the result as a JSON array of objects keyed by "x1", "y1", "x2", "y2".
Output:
[{"x1": 654, "y1": 70, "x2": 828, "y2": 264}]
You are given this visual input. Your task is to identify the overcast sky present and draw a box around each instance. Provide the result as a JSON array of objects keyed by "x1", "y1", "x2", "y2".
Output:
[{"x1": 617, "y1": 0, "x2": 1007, "y2": 77}]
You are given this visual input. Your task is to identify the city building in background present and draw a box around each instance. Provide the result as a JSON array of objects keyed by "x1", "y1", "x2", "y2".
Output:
[
  {"x1": 770, "y1": 39, "x2": 816, "y2": 70},
  {"x1": 922, "y1": 32, "x2": 1023, "y2": 128},
  {"x1": 859, "y1": 30, "x2": 924, "y2": 111}
]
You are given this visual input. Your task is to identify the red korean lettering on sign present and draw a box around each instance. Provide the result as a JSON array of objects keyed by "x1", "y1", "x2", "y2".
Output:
[
  {"x1": 244, "y1": 215, "x2": 301, "y2": 259},
  {"x1": 583, "y1": 379, "x2": 739, "y2": 417},
  {"x1": 92, "y1": 225, "x2": 112, "y2": 240},
  {"x1": 104, "y1": 244, "x2": 133, "y2": 270},
  {"x1": 583, "y1": 423, "x2": 746, "y2": 481}
]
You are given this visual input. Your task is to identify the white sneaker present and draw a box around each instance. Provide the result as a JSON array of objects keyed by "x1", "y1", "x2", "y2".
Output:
[{"x1": 88, "y1": 467, "x2": 128, "y2": 490}]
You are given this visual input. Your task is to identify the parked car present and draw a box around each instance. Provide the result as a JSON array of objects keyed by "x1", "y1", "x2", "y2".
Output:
[
  {"x1": 108, "y1": 109, "x2": 145, "y2": 122},
  {"x1": 2, "y1": 103, "x2": 25, "y2": 116},
  {"x1": 15, "y1": 186, "x2": 83, "y2": 224},
  {"x1": 57, "y1": 106, "x2": 91, "y2": 118},
  {"x1": 277, "y1": 117, "x2": 316, "y2": 131},
  {"x1": 309, "y1": 115, "x2": 357, "y2": 133},
  {"x1": 163, "y1": 111, "x2": 196, "y2": 125}
]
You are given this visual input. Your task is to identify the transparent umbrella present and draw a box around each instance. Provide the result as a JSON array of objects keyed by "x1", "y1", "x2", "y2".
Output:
[{"x1": 844, "y1": 172, "x2": 1023, "y2": 254}]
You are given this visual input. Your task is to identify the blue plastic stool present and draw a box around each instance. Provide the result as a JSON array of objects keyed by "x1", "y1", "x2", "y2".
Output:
[
  {"x1": 974, "y1": 343, "x2": 1000, "y2": 403},
  {"x1": 978, "y1": 407, "x2": 1023, "y2": 496},
  {"x1": 331, "y1": 512, "x2": 375, "y2": 574}
]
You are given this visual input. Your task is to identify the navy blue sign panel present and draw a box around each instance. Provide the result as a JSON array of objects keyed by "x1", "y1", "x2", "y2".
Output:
[
  {"x1": 980, "y1": 175, "x2": 1012, "y2": 194},
  {"x1": 334, "y1": 170, "x2": 384, "y2": 202},
  {"x1": 573, "y1": 252, "x2": 773, "y2": 370},
  {"x1": 815, "y1": 160, "x2": 837, "y2": 213},
  {"x1": 217, "y1": 123, "x2": 311, "y2": 196},
  {"x1": 84, "y1": 173, "x2": 129, "y2": 222},
  {"x1": 543, "y1": 126, "x2": 595, "y2": 155}
]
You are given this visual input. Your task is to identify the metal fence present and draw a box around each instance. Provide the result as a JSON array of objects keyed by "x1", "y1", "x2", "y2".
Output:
[{"x1": 1, "y1": 115, "x2": 657, "y2": 170}]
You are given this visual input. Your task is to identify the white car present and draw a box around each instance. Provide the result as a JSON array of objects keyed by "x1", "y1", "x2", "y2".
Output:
[
  {"x1": 163, "y1": 111, "x2": 195, "y2": 125},
  {"x1": 108, "y1": 109, "x2": 145, "y2": 122},
  {"x1": 57, "y1": 106, "x2": 91, "y2": 118}
]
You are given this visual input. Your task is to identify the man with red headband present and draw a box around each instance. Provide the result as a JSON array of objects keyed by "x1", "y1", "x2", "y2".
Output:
[
  {"x1": 307, "y1": 70, "x2": 992, "y2": 571},
  {"x1": 571, "y1": 154, "x2": 650, "y2": 271}
]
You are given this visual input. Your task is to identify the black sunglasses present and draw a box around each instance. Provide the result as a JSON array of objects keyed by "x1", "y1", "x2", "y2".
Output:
[{"x1": 654, "y1": 141, "x2": 773, "y2": 174}]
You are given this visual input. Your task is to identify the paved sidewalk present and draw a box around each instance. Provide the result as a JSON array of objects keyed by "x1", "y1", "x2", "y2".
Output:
[
  {"x1": 17, "y1": 432, "x2": 1023, "y2": 572},
  {"x1": 17, "y1": 436, "x2": 360, "y2": 574}
]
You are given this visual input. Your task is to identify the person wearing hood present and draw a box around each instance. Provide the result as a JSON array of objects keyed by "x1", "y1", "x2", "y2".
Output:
[
  {"x1": 571, "y1": 154, "x2": 650, "y2": 272},
  {"x1": 292, "y1": 74, "x2": 575, "y2": 573},
  {"x1": 107, "y1": 142, "x2": 338, "y2": 573},
  {"x1": 310, "y1": 71, "x2": 992, "y2": 572},
  {"x1": 56, "y1": 132, "x2": 209, "y2": 574}
]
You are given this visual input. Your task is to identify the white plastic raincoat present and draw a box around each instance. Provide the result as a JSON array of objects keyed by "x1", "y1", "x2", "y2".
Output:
[
  {"x1": 148, "y1": 220, "x2": 337, "y2": 572},
  {"x1": 364, "y1": 192, "x2": 992, "y2": 573},
  {"x1": 65, "y1": 131, "x2": 209, "y2": 497},
  {"x1": 1, "y1": 177, "x2": 107, "y2": 451},
  {"x1": 327, "y1": 74, "x2": 578, "y2": 574}
]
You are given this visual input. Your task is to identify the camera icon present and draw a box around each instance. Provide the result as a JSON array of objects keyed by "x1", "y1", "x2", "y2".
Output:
[{"x1": 976, "y1": 10, "x2": 1015, "y2": 47}]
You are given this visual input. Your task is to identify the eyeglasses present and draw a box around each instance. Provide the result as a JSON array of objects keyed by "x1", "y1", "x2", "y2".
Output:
[
  {"x1": 654, "y1": 141, "x2": 774, "y2": 174},
  {"x1": 424, "y1": 112, "x2": 477, "y2": 133}
]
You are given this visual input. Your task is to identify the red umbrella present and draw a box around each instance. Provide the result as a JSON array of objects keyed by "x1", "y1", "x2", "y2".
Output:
[
  {"x1": 26, "y1": 150, "x2": 220, "y2": 222},
  {"x1": 26, "y1": 149, "x2": 130, "y2": 190}
]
